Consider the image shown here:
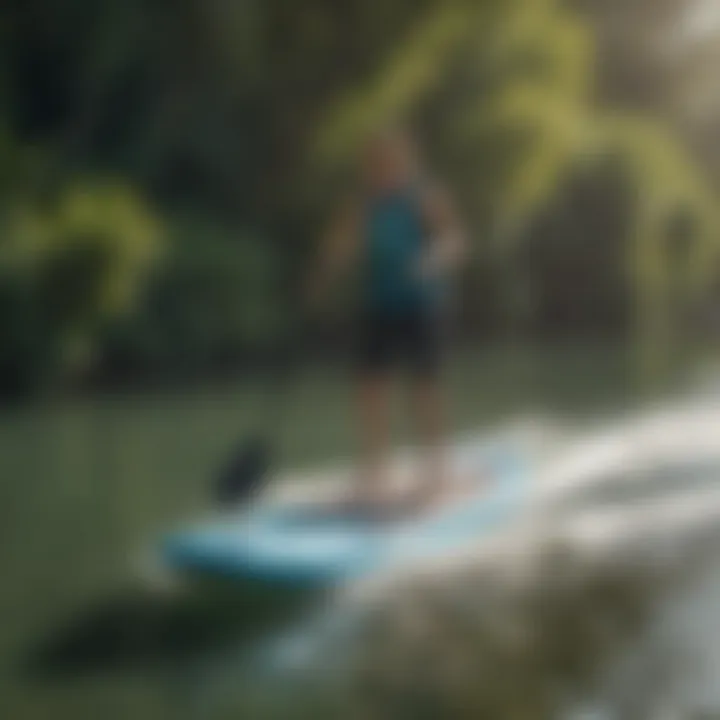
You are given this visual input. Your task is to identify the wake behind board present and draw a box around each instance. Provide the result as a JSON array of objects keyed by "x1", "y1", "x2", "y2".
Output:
[{"x1": 162, "y1": 439, "x2": 529, "y2": 587}]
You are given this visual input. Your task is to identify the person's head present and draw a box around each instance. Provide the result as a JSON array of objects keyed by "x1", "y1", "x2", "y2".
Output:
[{"x1": 361, "y1": 124, "x2": 422, "y2": 193}]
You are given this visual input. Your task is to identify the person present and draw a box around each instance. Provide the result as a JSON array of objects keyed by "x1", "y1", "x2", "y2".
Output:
[{"x1": 310, "y1": 125, "x2": 466, "y2": 515}]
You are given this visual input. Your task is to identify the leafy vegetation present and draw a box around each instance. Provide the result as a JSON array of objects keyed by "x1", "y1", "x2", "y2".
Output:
[{"x1": 0, "y1": 0, "x2": 717, "y2": 398}]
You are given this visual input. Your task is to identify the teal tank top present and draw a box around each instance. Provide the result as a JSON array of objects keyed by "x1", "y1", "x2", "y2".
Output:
[{"x1": 362, "y1": 187, "x2": 442, "y2": 313}]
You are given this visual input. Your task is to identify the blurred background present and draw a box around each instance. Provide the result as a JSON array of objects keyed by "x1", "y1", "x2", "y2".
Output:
[
  {"x1": 3, "y1": 0, "x2": 720, "y2": 718},
  {"x1": 2, "y1": 0, "x2": 720, "y2": 400}
]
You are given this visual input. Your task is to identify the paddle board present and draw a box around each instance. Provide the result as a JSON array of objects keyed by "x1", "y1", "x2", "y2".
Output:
[{"x1": 162, "y1": 439, "x2": 528, "y2": 586}]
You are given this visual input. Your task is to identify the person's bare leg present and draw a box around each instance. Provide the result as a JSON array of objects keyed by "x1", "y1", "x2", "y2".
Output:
[
  {"x1": 409, "y1": 376, "x2": 449, "y2": 510},
  {"x1": 356, "y1": 373, "x2": 393, "y2": 508}
]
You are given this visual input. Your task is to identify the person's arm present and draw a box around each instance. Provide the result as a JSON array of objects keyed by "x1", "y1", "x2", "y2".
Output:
[
  {"x1": 307, "y1": 197, "x2": 361, "y2": 308},
  {"x1": 418, "y1": 183, "x2": 467, "y2": 279}
]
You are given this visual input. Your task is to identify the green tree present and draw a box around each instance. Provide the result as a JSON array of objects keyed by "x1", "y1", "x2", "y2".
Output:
[
  {"x1": 2, "y1": 0, "x2": 717, "y2": 394},
  {"x1": 0, "y1": 164, "x2": 163, "y2": 395}
]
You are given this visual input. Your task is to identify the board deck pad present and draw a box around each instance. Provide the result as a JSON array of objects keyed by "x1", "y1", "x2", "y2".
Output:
[{"x1": 162, "y1": 440, "x2": 529, "y2": 585}]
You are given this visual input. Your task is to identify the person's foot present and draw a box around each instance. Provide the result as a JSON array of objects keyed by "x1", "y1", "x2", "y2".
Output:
[
  {"x1": 404, "y1": 468, "x2": 489, "y2": 518},
  {"x1": 326, "y1": 484, "x2": 402, "y2": 522},
  {"x1": 401, "y1": 480, "x2": 449, "y2": 518}
]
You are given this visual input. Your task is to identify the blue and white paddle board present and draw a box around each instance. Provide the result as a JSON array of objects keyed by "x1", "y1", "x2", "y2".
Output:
[{"x1": 162, "y1": 441, "x2": 528, "y2": 586}]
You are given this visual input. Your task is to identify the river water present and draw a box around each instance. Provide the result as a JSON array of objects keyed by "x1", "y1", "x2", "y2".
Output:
[{"x1": 4, "y1": 344, "x2": 720, "y2": 719}]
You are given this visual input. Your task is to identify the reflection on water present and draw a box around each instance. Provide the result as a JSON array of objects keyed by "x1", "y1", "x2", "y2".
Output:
[
  {"x1": 23, "y1": 582, "x2": 326, "y2": 720},
  {"x1": 26, "y1": 583, "x2": 320, "y2": 678}
]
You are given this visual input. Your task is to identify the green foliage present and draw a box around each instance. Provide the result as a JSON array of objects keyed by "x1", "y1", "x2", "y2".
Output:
[
  {"x1": 0, "y1": 0, "x2": 718, "y2": 395},
  {"x1": 100, "y1": 219, "x2": 285, "y2": 382},
  {"x1": 0, "y1": 163, "x2": 163, "y2": 394}
]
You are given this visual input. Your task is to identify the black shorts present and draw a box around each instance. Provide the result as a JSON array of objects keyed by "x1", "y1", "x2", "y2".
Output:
[{"x1": 357, "y1": 306, "x2": 445, "y2": 378}]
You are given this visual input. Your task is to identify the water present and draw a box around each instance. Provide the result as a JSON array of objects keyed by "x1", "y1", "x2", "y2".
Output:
[{"x1": 0, "y1": 342, "x2": 680, "y2": 719}]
